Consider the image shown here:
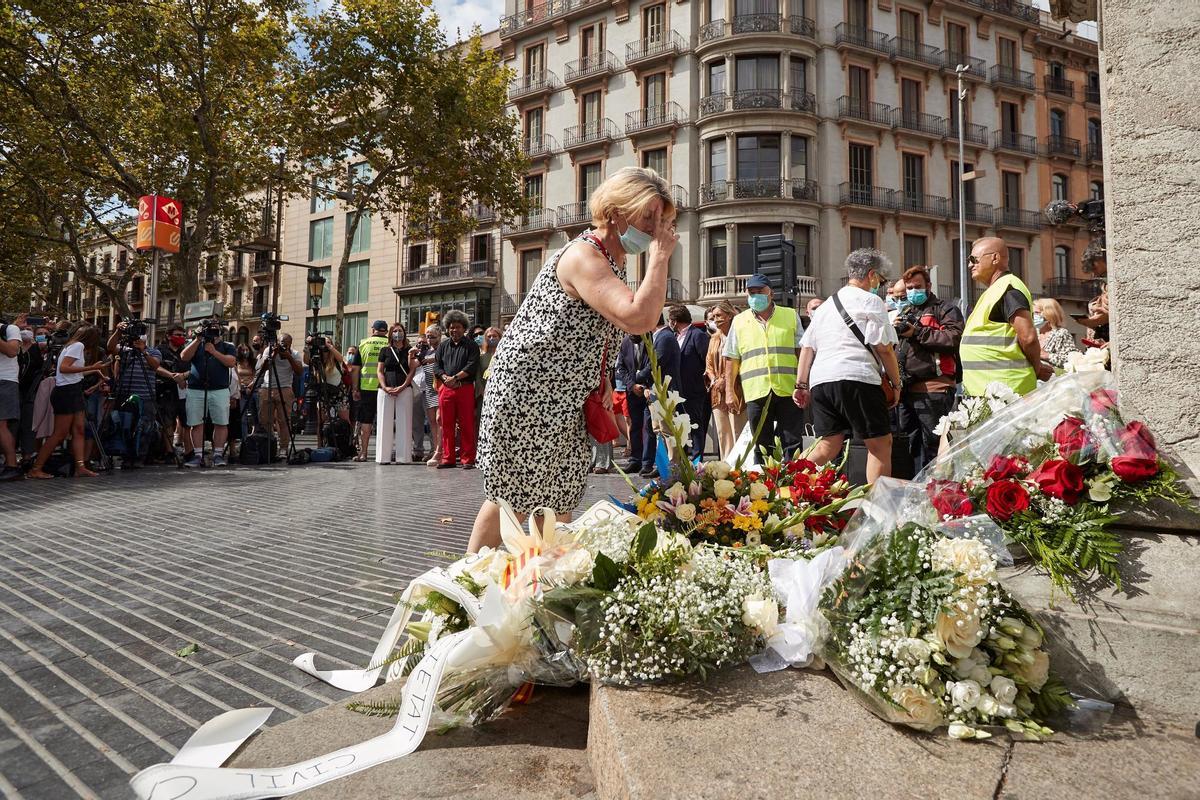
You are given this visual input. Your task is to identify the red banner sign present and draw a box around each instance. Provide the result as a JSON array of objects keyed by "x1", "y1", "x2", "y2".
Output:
[{"x1": 135, "y1": 195, "x2": 182, "y2": 254}]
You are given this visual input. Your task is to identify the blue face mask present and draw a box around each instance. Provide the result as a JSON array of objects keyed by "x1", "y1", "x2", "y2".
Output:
[
  {"x1": 35, "y1": 335, "x2": 46, "y2": 344},
  {"x1": 747, "y1": 293, "x2": 770, "y2": 313},
  {"x1": 906, "y1": 288, "x2": 928, "y2": 306},
  {"x1": 886, "y1": 296, "x2": 900, "y2": 311},
  {"x1": 1033, "y1": 313, "x2": 1047, "y2": 329},
  {"x1": 474, "y1": 335, "x2": 484, "y2": 346},
  {"x1": 619, "y1": 221, "x2": 653, "y2": 255}
]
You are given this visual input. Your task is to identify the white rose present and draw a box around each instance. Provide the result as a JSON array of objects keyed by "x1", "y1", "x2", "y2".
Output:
[
  {"x1": 665, "y1": 482, "x2": 687, "y2": 504},
  {"x1": 901, "y1": 638, "x2": 932, "y2": 665},
  {"x1": 708, "y1": 461, "x2": 732, "y2": 480},
  {"x1": 449, "y1": 547, "x2": 507, "y2": 587},
  {"x1": 990, "y1": 675, "x2": 1018, "y2": 705},
  {"x1": 654, "y1": 530, "x2": 692, "y2": 554},
  {"x1": 935, "y1": 605, "x2": 985, "y2": 659},
  {"x1": 948, "y1": 722, "x2": 976, "y2": 739},
  {"x1": 977, "y1": 694, "x2": 1001, "y2": 717},
  {"x1": 741, "y1": 596, "x2": 779, "y2": 636},
  {"x1": 713, "y1": 479, "x2": 737, "y2": 500},
  {"x1": 952, "y1": 655, "x2": 977, "y2": 679},
  {"x1": 931, "y1": 538, "x2": 996, "y2": 585},
  {"x1": 1088, "y1": 478, "x2": 1113, "y2": 503},
  {"x1": 970, "y1": 664, "x2": 993, "y2": 686},
  {"x1": 542, "y1": 547, "x2": 595, "y2": 586},
  {"x1": 997, "y1": 702, "x2": 1017, "y2": 718},
  {"x1": 675, "y1": 503, "x2": 697, "y2": 522},
  {"x1": 949, "y1": 679, "x2": 982, "y2": 711},
  {"x1": 749, "y1": 481, "x2": 770, "y2": 501},
  {"x1": 1019, "y1": 625, "x2": 1044, "y2": 649},
  {"x1": 1013, "y1": 649, "x2": 1050, "y2": 690},
  {"x1": 890, "y1": 685, "x2": 943, "y2": 730}
]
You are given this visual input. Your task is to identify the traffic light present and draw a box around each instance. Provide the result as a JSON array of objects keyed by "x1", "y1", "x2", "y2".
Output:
[{"x1": 752, "y1": 234, "x2": 797, "y2": 303}]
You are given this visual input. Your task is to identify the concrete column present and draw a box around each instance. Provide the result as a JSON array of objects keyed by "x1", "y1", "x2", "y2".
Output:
[
  {"x1": 1101, "y1": 0, "x2": 1200, "y2": 485},
  {"x1": 782, "y1": 130, "x2": 792, "y2": 180},
  {"x1": 725, "y1": 132, "x2": 736, "y2": 181},
  {"x1": 726, "y1": 222, "x2": 738, "y2": 276}
]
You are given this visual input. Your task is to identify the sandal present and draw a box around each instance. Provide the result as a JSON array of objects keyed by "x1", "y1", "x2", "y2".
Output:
[
  {"x1": 75, "y1": 462, "x2": 99, "y2": 478},
  {"x1": 353, "y1": 455, "x2": 367, "y2": 462},
  {"x1": 27, "y1": 468, "x2": 53, "y2": 480}
]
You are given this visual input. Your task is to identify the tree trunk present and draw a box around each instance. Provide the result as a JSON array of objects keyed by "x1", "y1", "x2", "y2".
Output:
[{"x1": 334, "y1": 210, "x2": 363, "y2": 344}]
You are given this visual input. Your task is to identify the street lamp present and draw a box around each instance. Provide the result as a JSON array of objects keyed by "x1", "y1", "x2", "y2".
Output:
[
  {"x1": 306, "y1": 268, "x2": 326, "y2": 331},
  {"x1": 305, "y1": 267, "x2": 328, "y2": 447}
]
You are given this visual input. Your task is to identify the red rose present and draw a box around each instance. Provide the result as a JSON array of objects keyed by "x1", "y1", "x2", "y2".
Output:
[
  {"x1": 985, "y1": 479, "x2": 1031, "y2": 521},
  {"x1": 1110, "y1": 455, "x2": 1159, "y2": 483},
  {"x1": 1089, "y1": 388, "x2": 1119, "y2": 415},
  {"x1": 984, "y1": 455, "x2": 1029, "y2": 482},
  {"x1": 1029, "y1": 459, "x2": 1086, "y2": 505},
  {"x1": 927, "y1": 480, "x2": 974, "y2": 520},
  {"x1": 1053, "y1": 416, "x2": 1092, "y2": 458},
  {"x1": 1118, "y1": 421, "x2": 1158, "y2": 460}
]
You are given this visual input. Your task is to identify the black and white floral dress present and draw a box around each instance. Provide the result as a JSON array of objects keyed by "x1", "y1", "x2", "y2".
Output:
[{"x1": 479, "y1": 232, "x2": 624, "y2": 514}]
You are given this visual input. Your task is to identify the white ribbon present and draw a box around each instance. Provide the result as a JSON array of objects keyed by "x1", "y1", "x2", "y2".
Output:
[{"x1": 750, "y1": 547, "x2": 847, "y2": 673}]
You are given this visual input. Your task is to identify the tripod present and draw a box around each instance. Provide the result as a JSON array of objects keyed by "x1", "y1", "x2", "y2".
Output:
[
  {"x1": 246, "y1": 337, "x2": 299, "y2": 464},
  {"x1": 109, "y1": 340, "x2": 158, "y2": 468}
]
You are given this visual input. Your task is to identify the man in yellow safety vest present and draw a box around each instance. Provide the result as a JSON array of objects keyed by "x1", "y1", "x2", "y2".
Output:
[
  {"x1": 724, "y1": 273, "x2": 804, "y2": 459},
  {"x1": 352, "y1": 320, "x2": 390, "y2": 460},
  {"x1": 960, "y1": 237, "x2": 1053, "y2": 396}
]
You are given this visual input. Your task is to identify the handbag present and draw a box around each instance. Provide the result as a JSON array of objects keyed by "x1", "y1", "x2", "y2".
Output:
[
  {"x1": 830, "y1": 291, "x2": 899, "y2": 407},
  {"x1": 584, "y1": 343, "x2": 619, "y2": 444}
]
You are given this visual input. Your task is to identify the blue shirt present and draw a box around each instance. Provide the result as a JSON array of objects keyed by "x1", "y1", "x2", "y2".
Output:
[{"x1": 186, "y1": 341, "x2": 236, "y2": 390}]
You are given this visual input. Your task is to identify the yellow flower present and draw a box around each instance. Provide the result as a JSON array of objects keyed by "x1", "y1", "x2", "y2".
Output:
[
  {"x1": 779, "y1": 486, "x2": 792, "y2": 500},
  {"x1": 732, "y1": 514, "x2": 763, "y2": 532},
  {"x1": 750, "y1": 499, "x2": 771, "y2": 516}
]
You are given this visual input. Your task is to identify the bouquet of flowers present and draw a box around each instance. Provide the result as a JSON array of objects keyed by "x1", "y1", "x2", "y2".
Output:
[
  {"x1": 932, "y1": 381, "x2": 1021, "y2": 439},
  {"x1": 821, "y1": 487, "x2": 1074, "y2": 740},
  {"x1": 921, "y1": 373, "x2": 1191, "y2": 593}
]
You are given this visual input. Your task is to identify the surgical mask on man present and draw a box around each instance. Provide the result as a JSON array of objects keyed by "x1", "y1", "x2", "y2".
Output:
[
  {"x1": 35, "y1": 335, "x2": 46, "y2": 344},
  {"x1": 747, "y1": 293, "x2": 770, "y2": 313},
  {"x1": 619, "y1": 220, "x2": 653, "y2": 255},
  {"x1": 886, "y1": 296, "x2": 900, "y2": 311},
  {"x1": 474, "y1": 334, "x2": 484, "y2": 346},
  {"x1": 906, "y1": 288, "x2": 928, "y2": 306},
  {"x1": 1033, "y1": 312, "x2": 1047, "y2": 329}
]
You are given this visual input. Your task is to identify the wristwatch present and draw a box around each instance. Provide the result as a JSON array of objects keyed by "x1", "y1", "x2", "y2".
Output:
[{"x1": 795, "y1": 381, "x2": 809, "y2": 390}]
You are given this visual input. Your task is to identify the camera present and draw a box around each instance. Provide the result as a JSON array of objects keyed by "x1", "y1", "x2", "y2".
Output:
[
  {"x1": 196, "y1": 318, "x2": 224, "y2": 343},
  {"x1": 259, "y1": 311, "x2": 288, "y2": 344},
  {"x1": 307, "y1": 330, "x2": 334, "y2": 359},
  {"x1": 121, "y1": 317, "x2": 158, "y2": 345},
  {"x1": 894, "y1": 308, "x2": 921, "y2": 336}
]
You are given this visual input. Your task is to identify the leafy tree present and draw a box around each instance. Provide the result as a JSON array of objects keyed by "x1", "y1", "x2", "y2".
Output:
[{"x1": 297, "y1": 0, "x2": 528, "y2": 335}]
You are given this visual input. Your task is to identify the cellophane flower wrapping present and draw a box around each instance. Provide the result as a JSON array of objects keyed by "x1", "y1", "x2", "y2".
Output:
[
  {"x1": 820, "y1": 478, "x2": 1077, "y2": 739},
  {"x1": 920, "y1": 372, "x2": 1192, "y2": 593}
]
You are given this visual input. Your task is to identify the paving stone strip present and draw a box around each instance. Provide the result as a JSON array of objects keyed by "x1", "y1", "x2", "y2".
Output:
[{"x1": 0, "y1": 462, "x2": 634, "y2": 798}]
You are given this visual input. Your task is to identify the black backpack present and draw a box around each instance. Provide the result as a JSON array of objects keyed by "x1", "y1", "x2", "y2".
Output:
[
  {"x1": 239, "y1": 432, "x2": 278, "y2": 465},
  {"x1": 322, "y1": 418, "x2": 355, "y2": 460}
]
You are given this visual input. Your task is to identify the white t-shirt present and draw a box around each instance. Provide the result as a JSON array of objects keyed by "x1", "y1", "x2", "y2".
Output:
[
  {"x1": 257, "y1": 348, "x2": 301, "y2": 389},
  {"x1": 800, "y1": 286, "x2": 898, "y2": 388},
  {"x1": 55, "y1": 341, "x2": 87, "y2": 386},
  {"x1": 0, "y1": 324, "x2": 19, "y2": 382}
]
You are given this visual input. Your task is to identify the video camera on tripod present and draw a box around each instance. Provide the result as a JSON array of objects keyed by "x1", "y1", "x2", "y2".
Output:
[
  {"x1": 259, "y1": 311, "x2": 289, "y2": 349},
  {"x1": 306, "y1": 329, "x2": 334, "y2": 360},
  {"x1": 120, "y1": 317, "x2": 159, "y2": 346}
]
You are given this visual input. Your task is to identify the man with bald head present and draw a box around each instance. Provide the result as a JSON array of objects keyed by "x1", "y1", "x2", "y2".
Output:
[{"x1": 959, "y1": 237, "x2": 1052, "y2": 396}]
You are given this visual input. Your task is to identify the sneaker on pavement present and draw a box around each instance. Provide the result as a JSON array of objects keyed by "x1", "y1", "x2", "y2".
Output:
[
  {"x1": 183, "y1": 454, "x2": 203, "y2": 468},
  {"x1": 211, "y1": 453, "x2": 227, "y2": 467},
  {"x1": 0, "y1": 466, "x2": 23, "y2": 481}
]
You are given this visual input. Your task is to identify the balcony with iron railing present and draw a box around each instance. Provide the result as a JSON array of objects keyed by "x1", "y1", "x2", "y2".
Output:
[
  {"x1": 837, "y1": 96, "x2": 894, "y2": 127},
  {"x1": 698, "y1": 19, "x2": 727, "y2": 45},
  {"x1": 893, "y1": 108, "x2": 949, "y2": 138},
  {"x1": 789, "y1": 15, "x2": 816, "y2": 38},
  {"x1": 1044, "y1": 276, "x2": 1104, "y2": 299},
  {"x1": 958, "y1": 200, "x2": 995, "y2": 225},
  {"x1": 698, "y1": 177, "x2": 818, "y2": 205},
  {"x1": 251, "y1": 255, "x2": 271, "y2": 275},
  {"x1": 502, "y1": 208, "x2": 555, "y2": 238},
  {"x1": 625, "y1": 102, "x2": 687, "y2": 135},
  {"x1": 498, "y1": 0, "x2": 608, "y2": 38},
  {"x1": 993, "y1": 207, "x2": 1043, "y2": 231},
  {"x1": 699, "y1": 273, "x2": 821, "y2": 302},
  {"x1": 563, "y1": 119, "x2": 618, "y2": 151},
  {"x1": 1045, "y1": 135, "x2": 1081, "y2": 159},
  {"x1": 947, "y1": 121, "x2": 990, "y2": 146},
  {"x1": 993, "y1": 130, "x2": 1039, "y2": 156},
  {"x1": 626, "y1": 276, "x2": 689, "y2": 301},
  {"x1": 733, "y1": 88, "x2": 783, "y2": 110},
  {"x1": 834, "y1": 23, "x2": 892, "y2": 56},
  {"x1": 838, "y1": 183, "x2": 898, "y2": 210},
  {"x1": 671, "y1": 184, "x2": 689, "y2": 210},
  {"x1": 789, "y1": 88, "x2": 817, "y2": 114},
  {"x1": 890, "y1": 37, "x2": 942, "y2": 68},
  {"x1": 897, "y1": 191, "x2": 951, "y2": 218},
  {"x1": 626, "y1": 31, "x2": 689, "y2": 67},
  {"x1": 953, "y1": 0, "x2": 1039, "y2": 24},
  {"x1": 989, "y1": 64, "x2": 1036, "y2": 92},
  {"x1": 555, "y1": 201, "x2": 592, "y2": 228},
  {"x1": 731, "y1": 12, "x2": 782, "y2": 34},
  {"x1": 699, "y1": 92, "x2": 728, "y2": 118},
  {"x1": 402, "y1": 260, "x2": 497, "y2": 287},
  {"x1": 202, "y1": 269, "x2": 220, "y2": 285},
  {"x1": 564, "y1": 51, "x2": 618, "y2": 86},
  {"x1": 1085, "y1": 85, "x2": 1101, "y2": 105},
  {"x1": 1045, "y1": 75, "x2": 1074, "y2": 99},
  {"x1": 471, "y1": 203, "x2": 496, "y2": 224},
  {"x1": 522, "y1": 133, "x2": 558, "y2": 160},
  {"x1": 500, "y1": 291, "x2": 524, "y2": 317},
  {"x1": 1087, "y1": 141, "x2": 1103, "y2": 162},
  {"x1": 508, "y1": 70, "x2": 560, "y2": 102},
  {"x1": 939, "y1": 52, "x2": 986, "y2": 80}
]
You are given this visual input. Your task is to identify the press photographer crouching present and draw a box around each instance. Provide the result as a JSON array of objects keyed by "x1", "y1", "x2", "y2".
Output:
[
  {"x1": 894, "y1": 265, "x2": 964, "y2": 472},
  {"x1": 179, "y1": 318, "x2": 237, "y2": 467},
  {"x1": 105, "y1": 320, "x2": 162, "y2": 469}
]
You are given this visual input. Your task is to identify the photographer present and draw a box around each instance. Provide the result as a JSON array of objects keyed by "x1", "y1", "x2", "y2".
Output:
[
  {"x1": 105, "y1": 321, "x2": 162, "y2": 468},
  {"x1": 303, "y1": 332, "x2": 348, "y2": 421},
  {"x1": 179, "y1": 319, "x2": 237, "y2": 467},
  {"x1": 256, "y1": 332, "x2": 303, "y2": 455},
  {"x1": 894, "y1": 265, "x2": 964, "y2": 472}
]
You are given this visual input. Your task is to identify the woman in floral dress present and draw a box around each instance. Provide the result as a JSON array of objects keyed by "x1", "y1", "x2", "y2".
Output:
[{"x1": 469, "y1": 168, "x2": 679, "y2": 551}]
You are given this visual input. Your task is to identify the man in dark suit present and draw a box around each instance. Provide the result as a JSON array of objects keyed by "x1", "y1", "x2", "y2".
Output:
[
  {"x1": 617, "y1": 333, "x2": 648, "y2": 473},
  {"x1": 634, "y1": 312, "x2": 681, "y2": 478},
  {"x1": 667, "y1": 304, "x2": 711, "y2": 457}
]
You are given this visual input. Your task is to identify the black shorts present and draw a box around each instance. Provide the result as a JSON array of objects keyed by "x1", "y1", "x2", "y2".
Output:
[
  {"x1": 811, "y1": 380, "x2": 891, "y2": 440},
  {"x1": 50, "y1": 383, "x2": 86, "y2": 415},
  {"x1": 356, "y1": 390, "x2": 377, "y2": 424}
]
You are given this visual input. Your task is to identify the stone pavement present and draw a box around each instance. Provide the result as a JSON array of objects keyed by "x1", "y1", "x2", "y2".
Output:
[{"x1": 0, "y1": 459, "x2": 633, "y2": 799}]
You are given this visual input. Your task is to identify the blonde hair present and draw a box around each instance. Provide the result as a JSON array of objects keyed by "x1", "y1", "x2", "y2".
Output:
[
  {"x1": 589, "y1": 167, "x2": 675, "y2": 228},
  {"x1": 1035, "y1": 298, "x2": 1066, "y2": 328}
]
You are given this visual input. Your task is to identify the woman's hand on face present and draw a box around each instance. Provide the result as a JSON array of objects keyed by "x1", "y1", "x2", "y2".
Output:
[{"x1": 647, "y1": 205, "x2": 678, "y2": 264}]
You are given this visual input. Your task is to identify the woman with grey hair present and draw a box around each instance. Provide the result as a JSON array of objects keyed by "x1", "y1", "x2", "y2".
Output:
[
  {"x1": 469, "y1": 166, "x2": 679, "y2": 551},
  {"x1": 432, "y1": 309, "x2": 480, "y2": 468},
  {"x1": 419, "y1": 324, "x2": 443, "y2": 465}
]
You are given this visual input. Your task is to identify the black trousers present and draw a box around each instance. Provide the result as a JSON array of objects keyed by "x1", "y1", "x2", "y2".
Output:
[
  {"x1": 898, "y1": 388, "x2": 957, "y2": 474},
  {"x1": 745, "y1": 391, "x2": 803, "y2": 461},
  {"x1": 682, "y1": 394, "x2": 711, "y2": 458},
  {"x1": 626, "y1": 389, "x2": 650, "y2": 468}
]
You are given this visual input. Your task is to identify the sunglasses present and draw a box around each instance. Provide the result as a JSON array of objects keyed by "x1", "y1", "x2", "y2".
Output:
[{"x1": 967, "y1": 253, "x2": 996, "y2": 266}]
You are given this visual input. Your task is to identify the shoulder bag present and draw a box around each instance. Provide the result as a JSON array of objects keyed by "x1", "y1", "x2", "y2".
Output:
[{"x1": 830, "y1": 291, "x2": 899, "y2": 407}]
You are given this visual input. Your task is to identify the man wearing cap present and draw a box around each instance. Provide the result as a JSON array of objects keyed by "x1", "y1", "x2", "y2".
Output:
[
  {"x1": 723, "y1": 274, "x2": 805, "y2": 460},
  {"x1": 352, "y1": 320, "x2": 390, "y2": 461}
]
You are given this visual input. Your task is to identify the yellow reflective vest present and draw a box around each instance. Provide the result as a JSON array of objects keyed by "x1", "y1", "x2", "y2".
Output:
[
  {"x1": 960, "y1": 273, "x2": 1037, "y2": 397},
  {"x1": 731, "y1": 306, "x2": 799, "y2": 402},
  {"x1": 357, "y1": 335, "x2": 389, "y2": 392}
]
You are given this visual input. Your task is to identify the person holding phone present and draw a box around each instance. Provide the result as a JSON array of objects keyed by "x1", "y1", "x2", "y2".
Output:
[
  {"x1": 27, "y1": 324, "x2": 109, "y2": 478},
  {"x1": 1033, "y1": 299, "x2": 1079, "y2": 370}
]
